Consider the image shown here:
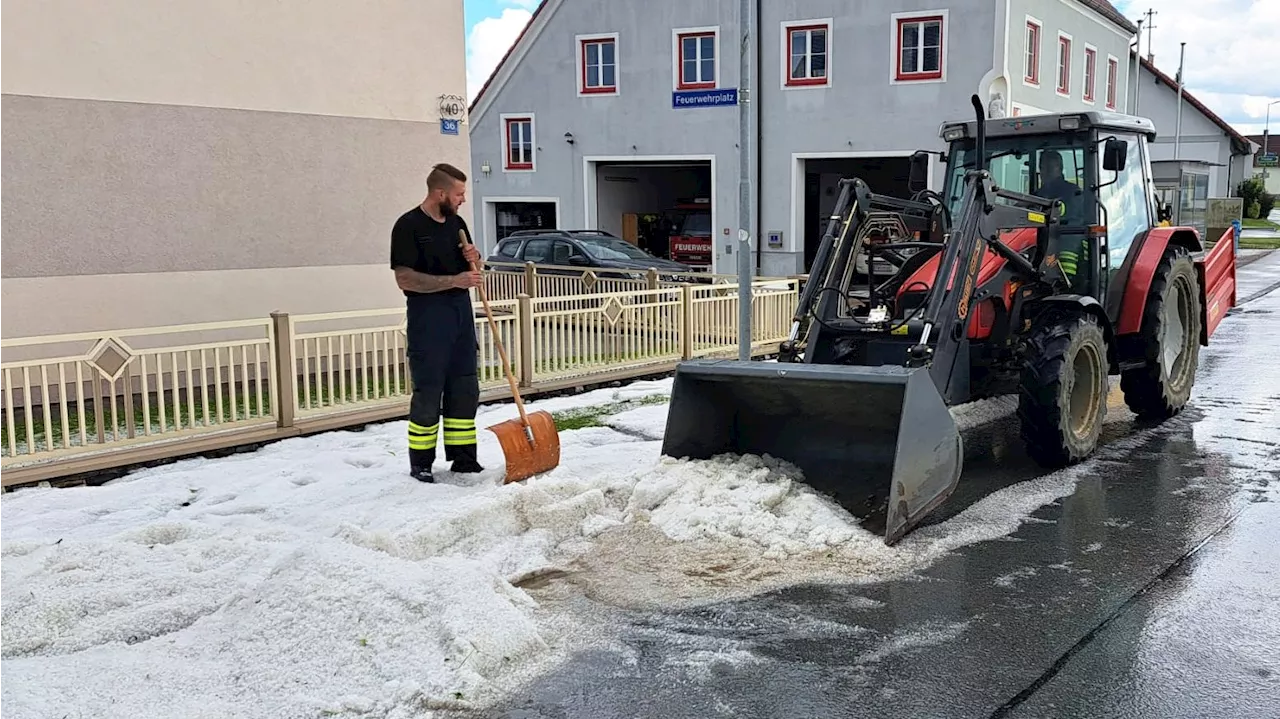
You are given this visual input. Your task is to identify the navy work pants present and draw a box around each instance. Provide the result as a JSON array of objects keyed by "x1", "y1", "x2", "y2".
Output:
[{"x1": 405, "y1": 292, "x2": 479, "y2": 470}]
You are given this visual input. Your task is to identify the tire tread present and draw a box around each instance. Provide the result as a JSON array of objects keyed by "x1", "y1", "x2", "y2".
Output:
[{"x1": 1018, "y1": 311, "x2": 1108, "y2": 467}]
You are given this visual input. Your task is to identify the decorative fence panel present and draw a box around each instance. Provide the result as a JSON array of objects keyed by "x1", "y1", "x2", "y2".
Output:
[
  {"x1": 1, "y1": 319, "x2": 278, "y2": 464},
  {"x1": 523, "y1": 288, "x2": 685, "y2": 383},
  {"x1": 688, "y1": 279, "x2": 799, "y2": 357},
  {"x1": 285, "y1": 303, "x2": 521, "y2": 421}
]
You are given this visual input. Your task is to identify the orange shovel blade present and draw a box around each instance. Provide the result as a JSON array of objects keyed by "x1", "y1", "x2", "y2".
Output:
[{"x1": 486, "y1": 409, "x2": 561, "y2": 484}]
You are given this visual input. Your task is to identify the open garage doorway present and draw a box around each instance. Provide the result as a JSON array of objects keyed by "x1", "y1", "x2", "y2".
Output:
[
  {"x1": 584, "y1": 157, "x2": 715, "y2": 271},
  {"x1": 797, "y1": 154, "x2": 916, "y2": 272},
  {"x1": 482, "y1": 198, "x2": 559, "y2": 253}
]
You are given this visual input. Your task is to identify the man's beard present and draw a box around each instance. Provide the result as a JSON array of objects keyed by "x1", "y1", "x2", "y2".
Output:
[{"x1": 440, "y1": 198, "x2": 458, "y2": 217}]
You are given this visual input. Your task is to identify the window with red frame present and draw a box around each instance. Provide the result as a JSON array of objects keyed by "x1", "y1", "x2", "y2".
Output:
[
  {"x1": 1083, "y1": 47, "x2": 1096, "y2": 101},
  {"x1": 1105, "y1": 57, "x2": 1118, "y2": 109},
  {"x1": 504, "y1": 117, "x2": 533, "y2": 170},
  {"x1": 581, "y1": 37, "x2": 616, "y2": 93},
  {"x1": 1025, "y1": 21, "x2": 1041, "y2": 84},
  {"x1": 786, "y1": 23, "x2": 829, "y2": 86},
  {"x1": 677, "y1": 31, "x2": 716, "y2": 89},
  {"x1": 895, "y1": 15, "x2": 943, "y2": 80},
  {"x1": 1056, "y1": 34, "x2": 1071, "y2": 94}
]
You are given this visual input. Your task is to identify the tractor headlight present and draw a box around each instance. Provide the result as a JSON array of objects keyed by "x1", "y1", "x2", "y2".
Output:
[
  {"x1": 1059, "y1": 115, "x2": 1083, "y2": 131},
  {"x1": 942, "y1": 125, "x2": 966, "y2": 141}
]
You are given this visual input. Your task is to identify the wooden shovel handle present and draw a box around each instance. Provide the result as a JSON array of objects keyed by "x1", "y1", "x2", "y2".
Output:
[{"x1": 461, "y1": 230, "x2": 532, "y2": 428}]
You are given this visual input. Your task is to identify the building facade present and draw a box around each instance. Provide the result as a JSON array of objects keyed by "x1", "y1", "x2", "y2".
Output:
[
  {"x1": 1127, "y1": 54, "x2": 1256, "y2": 203},
  {"x1": 1, "y1": 0, "x2": 471, "y2": 337},
  {"x1": 1244, "y1": 135, "x2": 1280, "y2": 197},
  {"x1": 467, "y1": 0, "x2": 1136, "y2": 277}
]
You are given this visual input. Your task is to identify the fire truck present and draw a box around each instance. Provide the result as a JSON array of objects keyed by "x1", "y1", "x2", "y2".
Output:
[{"x1": 666, "y1": 198, "x2": 713, "y2": 271}]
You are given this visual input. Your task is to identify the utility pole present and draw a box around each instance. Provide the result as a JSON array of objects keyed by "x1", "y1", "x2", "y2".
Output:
[
  {"x1": 1143, "y1": 8, "x2": 1157, "y2": 62},
  {"x1": 1264, "y1": 99, "x2": 1279, "y2": 183},
  {"x1": 1174, "y1": 42, "x2": 1185, "y2": 160},
  {"x1": 736, "y1": 0, "x2": 754, "y2": 361},
  {"x1": 1131, "y1": 18, "x2": 1143, "y2": 115}
]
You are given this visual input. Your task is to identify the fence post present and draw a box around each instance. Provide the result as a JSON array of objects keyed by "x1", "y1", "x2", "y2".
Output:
[
  {"x1": 270, "y1": 311, "x2": 295, "y2": 429},
  {"x1": 524, "y1": 262, "x2": 538, "y2": 299},
  {"x1": 646, "y1": 268, "x2": 659, "y2": 290},
  {"x1": 680, "y1": 284, "x2": 695, "y2": 360},
  {"x1": 517, "y1": 294, "x2": 535, "y2": 387}
]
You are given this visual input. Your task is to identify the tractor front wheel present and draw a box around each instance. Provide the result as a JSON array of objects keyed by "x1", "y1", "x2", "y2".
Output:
[
  {"x1": 1018, "y1": 312, "x2": 1109, "y2": 467},
  {"x1": 1120, "y1": 245, "x2": 1202, "y2": 420}
]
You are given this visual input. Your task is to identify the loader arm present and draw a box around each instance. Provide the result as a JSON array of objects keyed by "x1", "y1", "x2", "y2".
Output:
[
  {"x1": 780, "y1": 178, "x2": 946, "y2": 362},
  {"x1": 911, "y1": 170, "x2": 1061, "y2": 403}
]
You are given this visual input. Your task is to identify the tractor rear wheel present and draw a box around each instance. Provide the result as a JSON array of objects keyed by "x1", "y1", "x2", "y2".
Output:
[
  {"x1": 1018, "y1": 312, "x2": 1109, "y2": 467},
  {"x1": 1120, "y1": 245, "x2": 1202, "y2": 420}
]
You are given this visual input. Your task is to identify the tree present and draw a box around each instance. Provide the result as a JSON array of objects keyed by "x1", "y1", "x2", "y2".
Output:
[{"x1": 1236, "y1": 177, "x2": 1274, "y2": 219}]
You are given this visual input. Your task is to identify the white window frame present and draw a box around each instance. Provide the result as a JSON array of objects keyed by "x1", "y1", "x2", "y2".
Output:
[
  {"x1": 1082, "y1": 43, "x2": 1097, "y2": 104},
  {"x1": 1105, "y1": 54, "x2": 1118, "y2": 110},
  {"x1": 1024, "y1": 16, "x2": 1042, "y2": 87},
  {"x1": 1056, "y1": 31, "x2": 1073, "y2": 97},
  {"x1": 888, "y1": 9, "x2": 949, "y2": 85},
  {"x1": 500, "y1": 113, "x2": 536, "y2": 173},
  {"x1": 575, "y1": 32, "x2": 620, "y2": 97},
  {"x1": 781, "y1": 18, "x2": 833, "y2": 89},
  {"x1": 672, "y1": 25, "x2": 721, "y2": 91}
]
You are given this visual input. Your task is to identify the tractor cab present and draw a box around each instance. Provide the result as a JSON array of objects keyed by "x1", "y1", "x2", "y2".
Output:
[{"x1": 930, "y1": 111, "x2": 1159, "y2": 303}]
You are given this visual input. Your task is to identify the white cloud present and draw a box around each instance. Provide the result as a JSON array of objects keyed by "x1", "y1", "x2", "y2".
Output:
[
  {"x1": 466, "y1": 7, "x2": 534, "y2": 102},
  {"x1": 1121, "y1": 0, "x2": 1279, "y2": 134}
]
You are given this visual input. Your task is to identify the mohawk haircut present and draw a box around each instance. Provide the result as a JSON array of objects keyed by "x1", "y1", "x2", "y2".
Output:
[{"x1": 426, "y1": 163, "x2": 468, "y2": 190}]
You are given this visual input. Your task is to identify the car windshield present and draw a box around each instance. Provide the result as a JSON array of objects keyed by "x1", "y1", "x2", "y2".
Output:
[
  {"x1": 578, "y1": 237, "x2": 654, "y2": 261},
  {"x1": 679, "y1": 212, "x2": 712, "y2": 235},
  {"x1": 944, "y1": 133, "x2": 1091, "y2": 225}
]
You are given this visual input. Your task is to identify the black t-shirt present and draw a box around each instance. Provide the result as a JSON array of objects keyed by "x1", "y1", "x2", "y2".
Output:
[{"x1": 389, "y1": 206, "x2": 473, "y2": 298}]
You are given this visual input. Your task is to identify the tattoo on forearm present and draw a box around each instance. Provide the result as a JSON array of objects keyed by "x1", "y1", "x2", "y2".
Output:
[{"x1": 395, "y1": 267, "x2": 455, "y2": 293}]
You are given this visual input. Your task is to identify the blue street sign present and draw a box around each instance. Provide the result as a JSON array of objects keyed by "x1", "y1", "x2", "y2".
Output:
[
  {"x1": 672, "y1": 88, "x2": 738, "y2": 109},
  {"x1": 440, "y1": 119, "x2": 459, "y2": 135}
]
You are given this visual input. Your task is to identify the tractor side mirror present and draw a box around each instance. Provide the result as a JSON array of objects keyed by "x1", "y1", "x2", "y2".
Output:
[
  {"x1": 908, "y1": 151, "x2": 931, "y2": 191},
  {"x1": 1103, "y1": 138, "x2": 1128, "y2": 172}
]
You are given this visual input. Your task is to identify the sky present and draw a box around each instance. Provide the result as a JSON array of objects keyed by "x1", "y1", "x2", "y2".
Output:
[
  {"x1": 463, "y1": 0, "x2": 1279, "y2": 137},
  {"x1": 463, "y1": 0, "x2": 541, "y2": 102}
]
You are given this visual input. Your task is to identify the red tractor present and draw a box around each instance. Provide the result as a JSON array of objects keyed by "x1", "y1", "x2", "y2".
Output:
[{"x1": 662, "y1": 96, "x2": 1238, "y2": 544}]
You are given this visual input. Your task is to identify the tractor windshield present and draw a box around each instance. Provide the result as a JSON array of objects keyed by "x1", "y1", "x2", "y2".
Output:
[{"x1": 944, "y1": 134, "x2": 1092, "y2": 226}]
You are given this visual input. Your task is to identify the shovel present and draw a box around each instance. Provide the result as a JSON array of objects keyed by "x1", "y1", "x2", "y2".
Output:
[{"x1": 460, "y1": 230, "x2": 561, "y2": 483}]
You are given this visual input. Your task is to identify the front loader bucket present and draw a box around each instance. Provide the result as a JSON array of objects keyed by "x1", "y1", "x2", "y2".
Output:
[{"x1": 661, "y1": 360, "x2": 963, "y2": 545}]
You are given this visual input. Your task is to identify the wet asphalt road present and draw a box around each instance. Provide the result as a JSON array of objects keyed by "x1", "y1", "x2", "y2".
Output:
[{"x1": 476, "y1": 252, "x2": 1280, "y2": 719}]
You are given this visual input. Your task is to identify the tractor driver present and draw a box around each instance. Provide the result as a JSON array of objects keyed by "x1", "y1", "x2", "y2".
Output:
[
  {"x1": 1035, "y1": 150, "x2": 1087, "y2": 286},
  {"x1": 1034, "y1": 150, "x2": 1082, "y2": 220}
]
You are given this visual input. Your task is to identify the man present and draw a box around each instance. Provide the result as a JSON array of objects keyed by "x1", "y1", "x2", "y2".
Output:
[
  {"x1": 389, "y1": 163, "x2": 484, "y2": 483},
  {"x1": 1035, "y1": 150, "x2": 1086, "y2": 284},
  {"x1": 1034, "y1": 150, "x2": 1081, "y2": 213}
]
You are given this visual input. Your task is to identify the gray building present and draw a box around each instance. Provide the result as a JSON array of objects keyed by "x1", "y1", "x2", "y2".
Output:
[
  {"x1": 467, "y1": 0, "x2": 1137, "y2": 277},
  {"x1": 1126, "y1": 54, "x2": 1255, "y2": 201}
]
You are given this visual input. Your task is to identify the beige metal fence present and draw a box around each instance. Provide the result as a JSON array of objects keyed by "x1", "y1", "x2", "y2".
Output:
[{"x1": 1, "y1": 279, "x2": 798, "y2": 488}]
